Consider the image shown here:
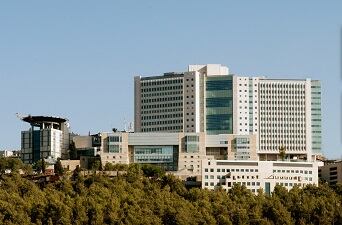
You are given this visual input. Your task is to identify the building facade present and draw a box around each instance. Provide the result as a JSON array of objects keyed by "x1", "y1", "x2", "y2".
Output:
[
  {"x1": 73, "y1": 132, "x2": 257, "y2": 179},
  {"x1": 134, "y1": 73, "x2": 185, "y2": 133},
  {"x1": 134, "y1": 64, "x2": 230, "y2": 134},
  {"x1": 0, "y1": 150, "x2": 17, "y2": 157},
  {"x1": 202, "y1": 159, "x2": 319, "y2": 194},
  {"x1": 319, "y1": 160, "x2": 342, "y2": 185},
  {"x1": 257, "y1": 79, "x2": 322, "y2": 161},
  {"x1": 134, "y1": 64, "x2": 322, "y2": 160},
  {"x1": 20, "y1": 116, "x2": 70, "y2": 164},
  {"x1": 71, "y1": 131, "x2": 320, "y2": 193}
]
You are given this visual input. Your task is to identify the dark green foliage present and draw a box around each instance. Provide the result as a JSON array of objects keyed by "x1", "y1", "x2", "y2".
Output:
[
  {"x1": 141, "y1": 164, "x2": 166, "y2": 178},
  {"x1": 279, "y1": 146, "x2": 286, "y2": 161},
  {"x1": 0, "y1": 161, "x2": 341, "y2": 224},
  {"x1": 32, "y1": 159, "x2": 46, "y2": 174},
  {"x1": 0, "y1": 157, "x2": 25, "y2": 175},
  {"x1": 69, "y1": 142, "x2": 78, "y2": 160},
  {"x1": 104, "y1": 162, "x2": 128, "y2": 172},
  {"x1": 54, "y1": 159, "x2": 64, "y2": 176},
  {"x1": 89, "y1": 158, "x2": 102, "y2": 171}
]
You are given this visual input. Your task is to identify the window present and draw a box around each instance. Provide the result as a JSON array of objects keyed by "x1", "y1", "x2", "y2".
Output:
[{"x1": 185, "y1": 135, "x2": 199, "y2": 153}]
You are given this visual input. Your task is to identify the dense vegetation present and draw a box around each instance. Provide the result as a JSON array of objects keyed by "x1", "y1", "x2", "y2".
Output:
[{"x1": 0, "y1": 158, "x2": 341, "y2": 225}]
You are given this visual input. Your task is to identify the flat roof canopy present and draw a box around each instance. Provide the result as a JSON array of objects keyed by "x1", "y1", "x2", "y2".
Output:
[{"x1": 22, "y1": 115, "x2": 67, "y2": 125}]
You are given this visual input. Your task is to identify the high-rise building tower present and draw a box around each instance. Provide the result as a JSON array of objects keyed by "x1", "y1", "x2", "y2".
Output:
[
  {"x1": 134, "y1": 64, "x2": 322, "y2": 159},
  {"x1": 232, "y1": 77, "x2": 322, "y2": 160},
  {"x1": 134, "y1": 72, "x2": 185, "y2": 133},
  {"x1": 257, "y1": 79, "x2": 322, "y2": 161},
  {"x1": 134, "y1": 64, "x2": 230, "y2": 133}
]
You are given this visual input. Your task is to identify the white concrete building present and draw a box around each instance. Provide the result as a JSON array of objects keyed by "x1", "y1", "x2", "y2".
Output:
[
  {"x1": 134, "y1": 64, "x2": 322, "y2": 160},
  {"x1": 0, "y1": 150, "x2": 14, "y2": 157},
  {"x1": 202, "y1": 159, "x2": 319, "y2": 194},
  {"x1": 232, "y1": 77, "x2": 322, "y2": 161},
  {"x1": 233, "y1": 76, "x2": 262, "y2": 136},
  {"x1": 261, "y1": 79, "x2": 321, "y2": 160}
]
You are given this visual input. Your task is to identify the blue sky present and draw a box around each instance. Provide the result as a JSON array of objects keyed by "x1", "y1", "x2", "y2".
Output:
[{"x1": 0, "y1": 1, "x2": 341, "y2": 158}]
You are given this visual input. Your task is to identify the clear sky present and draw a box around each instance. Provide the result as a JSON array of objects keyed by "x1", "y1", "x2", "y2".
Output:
[{"x1": 0, "y1": 1, "x2": 341, "y2": 158}]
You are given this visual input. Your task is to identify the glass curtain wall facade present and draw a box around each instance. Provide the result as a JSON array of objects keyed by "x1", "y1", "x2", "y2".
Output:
[
  {"x1": 205, "y1": 76, "x2": 233, "y2": 134},
  {"x1": 21, "y1": 128, "x2": 62, "y2": 164},
  {"x1": 32, "y1": 130, "x2": 41, "y2": 162},
  {"x1": 133, "y1": 145, "x2": 178, "y2": 171},
  {"x1": 184, "y1": 135, "x2": 199, "y2": 153},
  {"x1": 311, "y1": 80, "x2": 322, "y2": 155}
]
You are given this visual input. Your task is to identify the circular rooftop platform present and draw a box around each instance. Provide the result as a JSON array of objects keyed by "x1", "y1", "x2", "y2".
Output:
[{"x1": 22, "y1": 115, "x2": 67, "y2": 124}]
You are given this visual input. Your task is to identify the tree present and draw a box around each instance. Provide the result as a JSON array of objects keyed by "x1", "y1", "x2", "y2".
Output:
[
  {"x1": 72, "y1": 165, "x2": 81, "y2": 181},
  {"x1": 6, "y1": 158, "x2": 24, "y2": 173},
  {"x1": 104, "y1": 163, "x2": 129, "y2": 177},
  {"x1": 0, "y1": 157, "x2": 31, "y2": 175},
  {"x1": 32, "y1": 159, "x2": 47, "y2": 174},
  {"x1": 104, "y1": 162, "x2": 114, "y2": 171},
  {"x1": 126, "y1": 164, "x2": 143, "y2": 183},
  {"x1": 22, "y1": 163, "x2": 33, "y2": 175},
  {"x1": 0, "y1": 160, "x2": 341, "y2": 224},
  {"x1": 141, "y1": 164, "x2": 165, "y2": 178},
  {"x1": 0, "y1": 157, "x2": 9, "y2": 175},
  {"x1": 54, "y1": 159, "x2": 64, "y2": 176},
  {"x1": 41, "y1": 158, "x2": 46, "y2": 174},
  {"x1": 279, "y1": 146, "x2": 286, "y2": 161},
  {"x1": 91, "y1": 160, "x2": 102, "y2": 172},
  {"x1": 69, "y1": 142, "x2": 78, "y2": 160}
]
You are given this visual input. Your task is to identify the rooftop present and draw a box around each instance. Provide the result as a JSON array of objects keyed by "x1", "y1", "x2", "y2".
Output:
[{"x1": 22, "y1": 115, "x2": 67, "y2": 125}]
